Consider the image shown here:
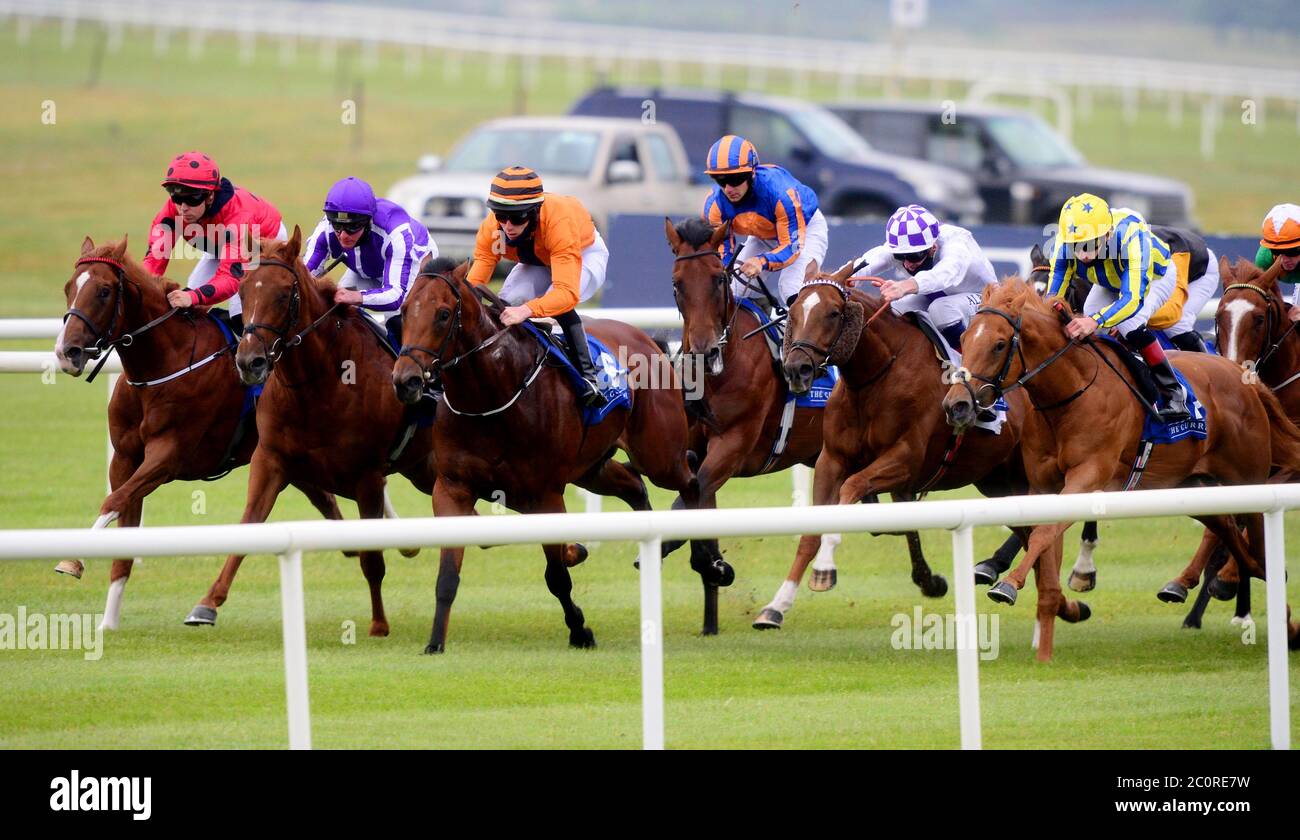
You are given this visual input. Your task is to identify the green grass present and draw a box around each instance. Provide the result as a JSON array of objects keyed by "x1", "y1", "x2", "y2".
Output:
[
  {"x1": 0, "y1": 348, "x2": 1297, "y2": 749},
  {"x1": 1, "y1": 20, "x2": 1298, "y2": 749}
]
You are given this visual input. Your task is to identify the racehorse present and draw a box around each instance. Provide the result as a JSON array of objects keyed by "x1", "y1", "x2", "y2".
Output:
[
  {"x1": 943, "y1": 278, "x2": 1300, "y2": 660},
  {"x1": 183, "y1": 228, "x2": 436, "y2": 636},
  {"x1": 663, "y1": 218, "x2": 842, "y2": 623},
  {"x1": 54, "y1": 236, "x2": 345, "y2": 630},
  {"x1": 392, "y1": 258, "x2": 727, "y2": 652},
  {"x1": 764, "y1": 262, "x2": 1033, "y2": 628}
]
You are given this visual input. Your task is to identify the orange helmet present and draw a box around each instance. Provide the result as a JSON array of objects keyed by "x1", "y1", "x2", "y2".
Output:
[{"x1": 1261, "y1": 203, "x2": 1300, "y2": 250}]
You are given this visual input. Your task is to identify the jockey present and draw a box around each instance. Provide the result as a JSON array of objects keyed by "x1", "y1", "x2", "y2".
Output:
[
  {"x1": 145, "y1": 152, "x2": 285, "y2": 331},
  {"x1": 1257, "y1": 203, "x2": 1300, "y2": 321},
  {"x1": 846, "y1": 204, "x2": 997, "y2": 351},
  {"x1": 302, "y1": 176, "x2": 436, "y2": 349},
  {"x1": 1046, "y1": 193, "x2": 1189, "y2": 422},
  {"x1": 702, "y1": 135, "x2": 828, "y2": 308},
  {"x1": 466, "y1": 166, "x2": 609, "y2": 407},
  {"x1": 1147, "y1": 225, "x2": 1219, "y2": 353}
]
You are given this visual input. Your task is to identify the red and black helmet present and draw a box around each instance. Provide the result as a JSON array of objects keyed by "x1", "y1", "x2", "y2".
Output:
[{"x1": 161, "y1": 151, "x2": 221, "y2": 190}]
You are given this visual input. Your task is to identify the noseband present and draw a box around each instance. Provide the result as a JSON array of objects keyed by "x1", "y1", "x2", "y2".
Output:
[{"x1": 63, "y1": 256, "x2": 184, "y2": 382}]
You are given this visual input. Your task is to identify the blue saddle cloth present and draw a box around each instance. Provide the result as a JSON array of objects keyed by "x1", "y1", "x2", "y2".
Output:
[
  {"x1": 210, "y1": 312, "x2": 262, "y2": 417},
  {"x1": 521, "y1": 322, "x2": 631, "y2": 425},
  {"x1": 1142, "y1": 365, "x2": 1208, "y2": 444},
  {"x1": 737, "y1": 298, "x2": 840, "y2": 409}
]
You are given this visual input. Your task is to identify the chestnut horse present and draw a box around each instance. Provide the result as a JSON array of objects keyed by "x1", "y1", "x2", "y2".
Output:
[
  {"x1": 54, "y1": 236, "x2": 345, "y2": 630},
  {"x1": 663, "y1": 217, "x2": 841, "y2": 610},
  {"x1": 183, "y1": 229, "x2": 436, "y2": 636},
  {"x1": 943, "y1": 278, "x2": 1300, "y2": 660},
  {"x1": 763, "y1": 262, "x2": 1033, "y2": 628},
  {"x1": 392, "y1": 258, "x2": 723, "y2": 652}
]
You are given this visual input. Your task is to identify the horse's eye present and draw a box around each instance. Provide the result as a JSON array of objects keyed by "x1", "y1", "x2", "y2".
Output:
[
  {"x1": 1255, "y1": 314, "x2": 1266, "y2": 324},
  {"x1": 993, "y1": 339, "x2": 1007, "y2": 352},
  {"x1": 714, "y1": 274, "x2": 726, "y2": 286},
  {"x1": 437, "y1": 308, "x2": 451, "y2": 322},
  {"x1": 827, "y1": 309, "x2": 840, "y2": 319},
  {"x1": 97, "y1": 286, "x2": 111, "y2": 299}
]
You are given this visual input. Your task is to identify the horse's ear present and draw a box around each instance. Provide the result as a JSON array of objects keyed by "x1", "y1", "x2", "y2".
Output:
[
  {"x1": 664, "y1": 217, "x2": 682, "y2": 252},
  {"x1": 1260, "y1": 252, "x2": 1286, "y2": 286},
  {"x1": 453, "y1": 259, "x2": 471, "y2": 281},
  {"x1": 1219, "y1": 254, "x2": 1233, "y2": 282},
  {"x1": 1030, "y1": 243, "x2": 1046, "y2": 267},
  {"x1": 803, "y1": 260, "x2": 819, "y2": 283},
  {"x1": 827, "y1": 300, "x2": 865, "y2": 365},
  {"x1": 982, "y1": 282, "x2": 996, "y2": 303},
  {"x1": 832, "y1": 259, "x2": 856, "y2": 283},
  {"x1": 707, "y1": 219, "x2": 730, "y2": 252},
  {"x1": 110, "y1": 236, "x2": 128, "y2": 261},
  {"x1": 286, "y1": 224, "x2": 302, "y2": 258},
  {"x1": 80, "y1": 236, "x2": 95, "y2": 256}
]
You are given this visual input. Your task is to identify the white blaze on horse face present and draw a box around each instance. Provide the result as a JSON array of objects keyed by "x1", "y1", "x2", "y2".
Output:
[
  {"x1": 54, "y1": 272, "x2": 92, "y2": 361},
  {"x1": 1220, "y1": 298, "x2": 1257, "y2": 362},
  {"x1": 971, "y1": 322, "x2": 985, "y2": 344},
  {"x1": 799, "y1": 290, "x2": 822, "y2": 329}
]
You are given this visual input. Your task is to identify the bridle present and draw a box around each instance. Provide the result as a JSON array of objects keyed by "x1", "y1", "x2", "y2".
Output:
[
  {"x1": 1222, "y1": 282, "x2": 1300, "y2": 388},
  {"x1": 953, "y1": 305, "x2": 1092, "y2": 413},
  {"x1": 63, "y1": 256, "x2": 182, "y2": 383},
  {"x1": 784, "y1": 280, "x2": 850, "y2": 369},
  {"x1": 241, "y1": 258, "x2": 341, "y2": 371},
  {"x1": 397, "y1": 270, "x2": 543, "y2": 417},
  {"x1": 672, "y1": 247, "x2": 744, "y2": 352}
]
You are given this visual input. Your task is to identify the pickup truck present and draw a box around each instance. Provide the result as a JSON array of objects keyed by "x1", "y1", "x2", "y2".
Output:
[{"x1": 387, "y1": 115, "x2": 710, "y2": 258}]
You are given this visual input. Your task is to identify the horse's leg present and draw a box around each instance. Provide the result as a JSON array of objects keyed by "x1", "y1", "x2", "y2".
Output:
[
  {"x1": 754, "y1": 449, "x2": 847, "y2": 630},
  {"x1": 1159, "y1": 527, "x2": 1222, "y2": 604},
  {"x1": 354, "y1": 476, "x2": 390, "y2": 638},
  {"x1": 100, "y1": 491, "x2": 144, "y2": 631},
  {"x1": 1031, "y1": 533, "x2": 1089, "y2": 662},
  {"x1": 56, "y1": 442, "x2": 168, "y2": 579},
  {"x1": 379, "y1": 479, "x2": 420, "y2": 558},
  {"x1": 1183, "y1": 543, "x2": 1228, "y2": 629},
  {"x1": 185, "y1": 450, "x2": 287, "y2": 626},
  {"x1": 425, "y1": 479, "x2": 475, "y2": 654},
  {"x1": 1231, "y1": 575, "x2": 1253, "y2": 626},
  {"x1": 895, "y1": 491, "x2": 948, "y2": 598},
  {"x1": 534, "y1": 492, "x2": 596, "y2": 649},
  {"x1": 975, "y1": 529, "x2": 1024, "y2": 586},
  {"x1": 1067, "y1": 521, "x2": 1100, "y2": 592}
]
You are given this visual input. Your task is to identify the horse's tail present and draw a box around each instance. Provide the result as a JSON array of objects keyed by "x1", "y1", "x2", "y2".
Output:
[{"x1": 1259, "y1": 385, "x2": 1300, "y2": 473}]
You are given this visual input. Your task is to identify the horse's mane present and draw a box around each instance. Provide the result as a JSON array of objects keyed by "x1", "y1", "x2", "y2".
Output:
[
  {"x1": 674, "y1": 217, "x2": 719, "y2": 250},
  {"x1": 83, "y1": 240, "x2": 177, "y2": 295}
]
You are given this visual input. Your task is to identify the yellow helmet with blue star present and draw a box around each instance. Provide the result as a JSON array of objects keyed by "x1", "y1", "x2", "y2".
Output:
[{"x1": 1057, "y1": 193, "x2": 1113, "y2": 244}]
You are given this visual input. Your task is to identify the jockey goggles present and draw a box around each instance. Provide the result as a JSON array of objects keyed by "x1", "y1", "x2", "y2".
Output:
[
  {"x1": 494, "y1": 207, "x2": 537, "y2": 225},
  {"x1": 166, "y1": 186, "x2": 211, "y2": 207},
  {"x1": 711, "y1": 172, "x2": 751, "y2": 188}
]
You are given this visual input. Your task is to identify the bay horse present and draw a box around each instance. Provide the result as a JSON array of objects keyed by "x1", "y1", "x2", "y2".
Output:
[
  {"x1": 764, "y1": 262, "x2": 1034, "y2": 628},
  {"x1": 663, "y1": 218, "x2": 842, "y2": 618},
  {"x1": 392, "y1": 258, "x2": 724, "y2": 652},
  {"x1": 183, "y1": 227, "x2": 436, "y2": 636},
  {"x1": 943, "y1": 278, "x2": 1300, "y2": 660},
  {"x1": 54, "y1": 236, "x2": 346, "y2": 630}
]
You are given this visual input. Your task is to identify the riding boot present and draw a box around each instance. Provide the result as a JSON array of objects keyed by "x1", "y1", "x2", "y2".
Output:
[
  {"x1": 938, "y1": 321, "x2": 965, "y2": 355},
  {"x1": 1135, "y1": 335, "x2": 1191, "y2": 422},
  {"x1": 1169, "y1": 330, "x2": 1207, "y2": 353},
  {"x1": 555, "y1": 309, "x2": 606, "y2": 408},
  {"x1": 229, "y1": 313, "x2": 244, "y2": 336}
]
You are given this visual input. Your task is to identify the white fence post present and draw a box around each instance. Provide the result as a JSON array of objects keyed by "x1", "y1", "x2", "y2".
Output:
[
  {"x1": 1262, "y1": 510, "x2": 1291, "y2": 751},
  {"x1": 639, "y1": 537, "x2": 664, "y2": 750},
  {"x1": 951, "y1": 525, "x2": 982, "y2": 750},
  {"x1": 278, "y1": 549, "x2": 312, "y2": 750}
]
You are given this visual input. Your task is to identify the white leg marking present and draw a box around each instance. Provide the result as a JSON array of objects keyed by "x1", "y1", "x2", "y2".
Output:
[
  {"x1": 1031, "y1": 619, "x2": 1041, "y2": 649},
  {"x1": 100, "y1": 577, "x2": 126, "y2": 631},
  {"x1": 812, "y1": 533, "x2": 841, "y2": 572},
  {"x1": 1072, "y1": 537, "x2": 1098, "y2": 576},
  {"x1": 383, "y1": 486, "x2": 399, "y2": 519},
  {"x1": 768, "y1": 579, "x2": 799, "y2": 614},
  {"x1": 92, "y1": 511, "x2": 119, "y2": 529}
]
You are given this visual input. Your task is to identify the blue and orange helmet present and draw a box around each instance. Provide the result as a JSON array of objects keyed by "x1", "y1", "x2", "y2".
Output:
[{"x1": 704, "y1": 135, "x2": 759, "y2": 176}]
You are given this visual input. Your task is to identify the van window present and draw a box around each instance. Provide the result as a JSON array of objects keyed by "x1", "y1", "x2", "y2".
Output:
[
  {"x1": 925, "y1": 117, "x2": 984, "y2": 171},
  {"x1": 855, "y1": 111, "x2": 924, "y2": 157},
  {"x1": 645, "y1": 134, "x2": 680, "y2": 182},
  {"x1": 730, "y1": 105, "x2": 802, "y2": 161}
]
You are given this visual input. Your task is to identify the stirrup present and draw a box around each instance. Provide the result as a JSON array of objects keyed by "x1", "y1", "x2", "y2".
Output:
[{"x1": 580, "y1": 378, "x2": 607, "y2": 408}]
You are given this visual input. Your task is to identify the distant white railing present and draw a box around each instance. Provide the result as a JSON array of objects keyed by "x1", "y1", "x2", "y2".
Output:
[{"x1": 0, "y1": 483, "x2": 1292, "y2": 750}]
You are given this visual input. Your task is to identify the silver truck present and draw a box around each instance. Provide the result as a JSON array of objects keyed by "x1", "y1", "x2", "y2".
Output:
[{"x1": 387, "y1": 115, "x2": 710, "y2": 258}]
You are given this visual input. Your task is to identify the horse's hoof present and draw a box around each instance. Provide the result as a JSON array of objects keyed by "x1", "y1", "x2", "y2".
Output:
[
  {"x1": 809, "y1": 568, "x2": 837, "y2": 592},
  {"x1": 54, "y1": 560, "x2": 84, "y2": 579},
  {"x1": 1157, "y1": 582, "x2": 1188, "y2": 604},
  {"x1": 1068, "y1": 571, "x2": 1096, "y2": 593},
  {"x1": 700, "y1": 625, "x2": 718, "y2": 637},
  {"x1": 1229, "y1": 613, "x2": 1254, "y2": 628},
  {"x1": 972, "y1": 562, "x2": 999, "y2": 586},
  {"x1": 752, "y1": 608, "x2": 784, "y2": 630},
  {"x1": 566, "y1": 543, "x2": 589, "y2": 568},
  {"x1": 715, "y1": 560, "x2": 735, "y2": 588},
  {"x1": 987, "y1": 581, "x2": 1018, "y2": 605},
  {"x1": 1183, "y1": 614, "x2": 1203, "y2": 630},
  {"x1": 183, "y1": 605, "x2": 218, "y2": 626},
  {"x1": 423, "y1": 642, "x2": 445, "y2": 655},
  {"x1": 1076, "y1": 601, "x2": 1091, "y2": 623},
  {"x1": 923, "y1": 575, "x2": 949, "y2": 598},
  {"x1": 398, "y1": 547, "x2": 420, "y2": 558},
  {"x1": 569, "y1": 627, "x2": 597, "y2": 649},
  {"x1": 1207, "y1": 577, "x2": 1237, "y2": 601},
  {"x1": 369, "y1": 621, "x2": 390, "y2": 637}
]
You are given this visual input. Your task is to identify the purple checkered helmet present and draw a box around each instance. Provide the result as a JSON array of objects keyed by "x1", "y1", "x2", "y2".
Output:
[{"x1": 885, "y1": 204, "x2": 940, "y2": 255}]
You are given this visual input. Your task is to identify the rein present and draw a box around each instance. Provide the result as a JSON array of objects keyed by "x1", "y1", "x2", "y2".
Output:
[{"x1": 1223, "y1": 282, "x2": 1300, "y2": 391}]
